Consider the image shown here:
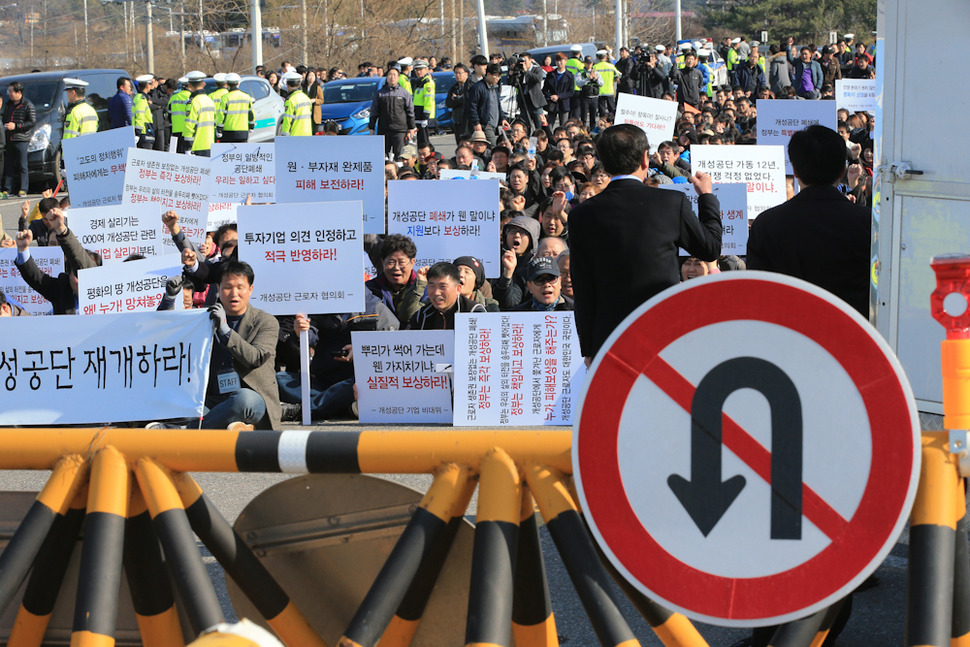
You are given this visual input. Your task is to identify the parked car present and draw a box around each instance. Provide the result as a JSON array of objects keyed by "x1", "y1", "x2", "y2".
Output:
[
  {"x1": 200, "y1": 75, "x2": 283, "y2": 142},
  {"x1": 432, "y1": 71, "x2": 456, "y2": 132},
  {"x1": 319, "y1": 77, "x2": 385, "y2": 135},
  {"x1": 526, "y1": 43, "x2": 598, "y2": 63},
  {"x1": 0, "y1": 69, "x2": 131, "y2": 189}
]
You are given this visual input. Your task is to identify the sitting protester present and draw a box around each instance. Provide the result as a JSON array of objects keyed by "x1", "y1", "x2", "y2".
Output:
[
  {"x1": 365, "y1": 233, "x2": 426, "y2": 327},
  {"x1": 512, "y1": 255, "x2": 574, "y2": 311},
  {"x1": 407, "y1": 262, "x2": 486, "y2": 329},
  {"x1": 0, "y1": 290, "x2": 28, "y2": 316},
  {"x1": 454, "y1": 255, "x2": 499, "y2": 312}
]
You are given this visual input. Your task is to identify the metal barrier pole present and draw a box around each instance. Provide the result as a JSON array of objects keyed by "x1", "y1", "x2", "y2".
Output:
[
  {"x1": 72, "y1": 446, "x2": 130, "y2": 647},
  {"x1": 134, "y1": 458, "x2": 224, "y2": 637},
  {"x1": 525, "y1": 464, "x2": 640, "y2": 647},
  {"x1": 466, "y1": 448, "x2": 521, "y2": 647},
  {"x1": 0, "y1": 455, "x2": 86, "y2": 616},
  {"x1": 125, "y1": 488, "x2": 184, "y2": 647},
  {"x1": 171, "y1": 472, "x2": 326, "y2": 647},
  {"x1": 8, "y1": 487, "x2": 87, "y2": 647},
  {"x1": 767, "y1": 604, "x2": 835, "y2": 647},
  {"x1": 338, "y1": 464, "x2": 472, "y2": 647},
  {"x1": 379, "y1": 476, "x2": 477, "y2": 647},
  {"x1": 952, "y1": 491, "x2": 970, "y2": 646},
  {"x1": 512, "y1": 488, "x2": 558, "y2": 647}
]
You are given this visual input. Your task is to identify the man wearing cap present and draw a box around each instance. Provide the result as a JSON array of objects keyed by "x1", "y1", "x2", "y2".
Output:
[
  {"x1": 108, "y1": 76, "x2": 133, "y2": 129},
  {"x1": 592, "y1": 49, "x2": 620, "y2": 120},
  {"x1": 218, "y1": 73, "x2": 254, "y2": 142},
  {"x1": 280, "y1": 72, "x2": 312, "y2": 136},
  {"x1": 168, "y1": 77, "x2": 192, "y2": 153},
  {"x1": 411, "y1": 60, "x2": 436, "y2": 147},
  {"x1": 369, "y1": 67, "x2": 416, "y2": 158},
  {"x1": 183, "y1": 71, "x2": 216, "y2": 156},
  {"x1": 564, "y1": 45, "x2": 585, "y2": 121},
  {"x1": 397, "y1": 57, "x2": 414, "y2": 94},
  {"x1": 62, "y1": 79, "x2": 98, "y2": 141},
  {"x1": 133, "y1": 74, "x2": 155, "y2": 148},
  {"x1": 726, "y1": 38, "x2": 741, "y2": 83},
  {"x1": 210, "y1": 73, "x2": 229, "y2": 108},
  {"x1": 466, "y1": 62, "x2": 509, "y2": 147},
  {"x1": 696, "y1": 50, "x2": 714, "y2": 98},
  {"x1": 512, "y1": 256, "x2": 573, "y2": 311},
  {"x1": 657, "y1": 44, "x2": 673, "y2": 75},
  {"x1": 820, "y1": 45, "x2": 842, "y2": 87}
]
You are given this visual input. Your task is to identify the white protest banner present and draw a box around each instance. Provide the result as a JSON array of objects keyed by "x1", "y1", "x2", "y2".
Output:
[
  {"x1": 439, "y1": 169, "x2": 508, "y2": 182},
  {"x1": 275, "y1": 136, "x2": 386, "y2": 235},
  {"x1": 387, "y1": 179, "x2": 501, "y2": 277},
  {"x1": 658, "y1": 183, "x2": 749, "y2": 255},
  {"x1": 62, "y1": 127, "x2": 136, "y2": 208},
  {"x1": 0, "y1": 310, "x2": 213, "y2": 425},
  {"x1": 0, "y1": 247, "x2": 64, "y2": 315},
  {"x1": 208, "y1": 143, "x2": 276, "y2": 231},
  {"x1": 69, "y1": 204, "x2": 165, "y2": 263},
  {"x1": 614, "y1": 94, "x2": 679, "y2": 153},
  {"x1": 352, "y1": 330, "x2": 454, "y2": 424},
  {"x1": 78, "y1": 254, "x2": 182, "y2": 315},
  {"x1": 122, "y1": 148, "x2": 210, "y2": 249},
  {"x1": 453, "y1": 312, "x2": 585, "y2": 426},
  {"x1": 836, "y1": 79, "x2": 878, "y2": 113},
  {"x1": 237, "y1": 201, "x2": 365, "y2": 315},
  {"x1": 757, "y1": 100, "x2": 837, "y2": 173},
  {"x1": 690, "y1": 145, "x2": 786, "y2": 220}
]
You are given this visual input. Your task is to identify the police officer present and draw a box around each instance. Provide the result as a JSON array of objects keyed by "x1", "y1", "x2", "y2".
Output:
[
  {"x1": 411, "y1": 59, "x2": 436, "y2": 148},
  {"x1": 280, "y1": 72, "x2": 312, "y2": 136},
  {"x1": 183, "y1": 70, "x2": 216, "y2": 156},
  {"x1": 397, "y1": 57, "x2": 414, "y2": 94},
  {"x1": 592, "y1": 49, "x2": 620, "y2": 120},
  {"x1": 133, "y1": 73, "x2": 155, "y2": 148},
  {"x1": 697, "y1": 49, "x2": 714, "y2": 98},
  {"x1": 210, "y1": 72, "x2": 229, "y2": 107},
  {"x1": 218, "y1": 73, "x2": 254, "y2": 143},
  {"x1": 168, "y1": 77, "x2": 191, "y2": 153},
  {"x1": 564, "y1": 45, "x2": 584, "y2": 120},
  {"x1": 62, "y1": 78, "x2": 98, "y2": 141}
]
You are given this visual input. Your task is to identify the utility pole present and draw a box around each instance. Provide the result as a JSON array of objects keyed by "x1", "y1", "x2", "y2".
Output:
[
  {"x1": 541, "y1": 0, "x2": 547, "y2": 46},
  {"x1": 146, "y1": 1, "x2": 154, "y2": 74},
  {"x1": 300, "y1": 0, "x2": 307, "y2": 63},
  {"x1": 475, "y1": 0, "x2": 486, "y2": 57},
  {"x1": 614, "y1": 0, "x2": 622, "y2": 54},
  {"x1": 250, "y1": 0, "x2": 262, "y2": 71},
  {"x1": 450, "y1": 0, "x2": 455, "y2": 60},
  {"x1": 675, "y1": 0, "x2": 681, "y2": 41},
  {"x1": 458, "y1": 0, "x2": 463, "y2": 59},
  {"x1": 83, "y1": 0, "x2": 88, "y2": 52}
]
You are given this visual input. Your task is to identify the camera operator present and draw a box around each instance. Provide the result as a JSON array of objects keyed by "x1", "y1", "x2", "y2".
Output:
[
  {"x1": 635, "y1": 48, "x2": 669, "y2": 98},
  {"x1": 510, "y1": 52, "x2": 548, "y2": 134}
]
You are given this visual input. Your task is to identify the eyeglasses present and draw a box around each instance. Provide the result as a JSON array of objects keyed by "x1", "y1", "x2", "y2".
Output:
[
  {"x1": 532, "y1": 275, "x2": 559, "y2": 285},
  {"x1": 384, "y1": 258, "x2": 414, "y2": 269}
]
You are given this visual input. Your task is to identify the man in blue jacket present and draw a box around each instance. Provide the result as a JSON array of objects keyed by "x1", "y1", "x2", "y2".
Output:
[
  {"x1": 108, "y1": 77, "x2": 134, "y2": 129},
  {"x1": 792, "y1": 47, "x2": 823, "y2": 99},
  {"x1": 465, "y1": 63, "x2": 509, "y2": 146}
]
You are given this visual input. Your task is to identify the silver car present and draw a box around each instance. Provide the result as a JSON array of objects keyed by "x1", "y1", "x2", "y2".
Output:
[{"x1": 203, "y1": 75, "x2": 284, "y2": 142}]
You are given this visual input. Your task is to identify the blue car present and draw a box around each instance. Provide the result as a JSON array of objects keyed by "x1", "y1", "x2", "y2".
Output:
[
  {"x1": 432, "y1": 71, "x2": 457, "y2": 132},
  {"x1": 320, "y1": 77, "x2": 385, "y2": 135}
]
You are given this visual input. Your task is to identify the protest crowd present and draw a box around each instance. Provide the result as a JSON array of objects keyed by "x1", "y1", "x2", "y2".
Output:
[{"x1": 0, "y1": 29, "x2": 875, "y2": 448}]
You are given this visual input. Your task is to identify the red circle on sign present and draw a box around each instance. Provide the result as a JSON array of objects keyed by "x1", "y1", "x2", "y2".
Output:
[{"x1": 575, "y1": 273, "x2": 919, "y2": 625}]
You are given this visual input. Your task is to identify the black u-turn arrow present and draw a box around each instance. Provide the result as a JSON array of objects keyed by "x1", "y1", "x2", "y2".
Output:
[{"x1": 668, "y1": 356, "x2": 803, "y2": 539}]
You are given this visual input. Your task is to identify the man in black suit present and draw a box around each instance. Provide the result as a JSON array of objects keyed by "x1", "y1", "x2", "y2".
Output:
[
  {"x1": 569, "y1": 124, "x2": 722, "y2": 362},
  {"x1": 747, "y1": 125, "x2": 870, "y2": 320}
]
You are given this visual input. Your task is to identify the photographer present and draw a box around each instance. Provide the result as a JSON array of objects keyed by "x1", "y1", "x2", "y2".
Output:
[
  {"x1": 635, "y1": 49, "x2": 669, "y2": 99},
  {"x1": 510, "y1": 52, "x2": 548, "y2": 134}
]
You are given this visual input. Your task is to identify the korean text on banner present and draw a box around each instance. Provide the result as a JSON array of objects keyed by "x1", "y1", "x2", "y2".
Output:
[
  {"x1": 691, "y1": 145, "x2": 786, "y2": 220},
  {"x1": 208, "y1": 143, "x2": 276, "y2": 231},
  {"x1": 0, "y1": 247, "x2": 64, "y2": 315},
  {"x1": 78, "y1": 254, "x2": 183, "y2": 315},
  {"x1": 613, "y1": 94, "x2": 678, "y2": 153},
  {"x1": 237, "y1": 201, "x2": 365, "y2": 315},
  {"x1": 353, "y1": 330, "x2": 454, "y2": 424},
  {"x1": 453, "y1": 312, "x2": 586, "y2": 426},
  {"x1": 658, "y1": 183, "x2": 749, "y2": 255},
  {"x1": 122, "y1": 148, "x2": 210, "y2": 249},
  {"x1": 62, "y1": 127, "x2": 136, "y2": 208},
  {"x1": 387, "y1": 179, "x2": 500, "y2": 277},
  {"x1": 439, "y1": 169, "x2": 508, "y2": 182},
  {"x1": 0, "y1": 310, "x2": 213, "y2": 425},
  {"x1": 836, "y1": 79, "x2": 878, "y2": 113},
  {"x1": 757, "y1": 100, "x2": 837, "y2": 173},
  {"x1": 69, "y1": 204, "x2": 164, "y2": 263},
  {"x1": 275, "y1": 136, "x2": 386, "y2": 235}
]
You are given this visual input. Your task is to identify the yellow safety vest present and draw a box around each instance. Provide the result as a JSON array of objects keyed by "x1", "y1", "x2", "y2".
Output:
[
  {"x1": 168, "y1": 89, "x2": 191, "y2": 134},
  {"x1": 281, "y1": 90, "x2": 312, "y2": 136},
  {"x1": 413, "y1": 75, "x2": 436, "y2": 120},
  {"x1": 63, "y1": 100, "x2": 98, "y2": 140},
  {"x1": 727, "y1": 48, "x2": 739, "y2": 71},
  {"x1": 702, "y1": 63, "x2": 715, "y2": 96},
  {"x1": 399, "y1": 75, "x2": 412, "y2": 94},
  {"x1": 184, "y1": 92, "x2": 216, "y2": 152},
  {"x1": 592, "y1": 61, "x2": 619, "y2": 95},
  {"x1": 133, "y1": 92, "x2": 152, "y2": 134},
  {"x1": 209, "y1": 87, "x2": 228, "y2": 107},
  {"x1": 219, "y1": 88, "x2": 254, "y2": 132},
  {"x1": 565, "y1": 56, "x2": 583, "y2": 91}
]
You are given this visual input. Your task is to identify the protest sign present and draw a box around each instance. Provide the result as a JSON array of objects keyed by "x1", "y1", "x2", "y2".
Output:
[
  {"x1": 453, "y1": 312, "x2": 585, "y2": 426},
  {"x1": 208, "y1": 143, "x2": 276, "y2": 231},
  {"x1": 0, "y1": 310, "x2": 213, "y2": 425},
  {"x1": 237, "y1": 201, "x2": 365, "y2": 315},
  {"x1": 122, "y1": 148, "x2": 210, "y2": 249},
  {"x1": 78, "y1": 254, "x2": 182, "y2": 315},
  {"x1": 62, "y1": 127, "x2": 135, "y2": 208},
  {"x1": 614, "y1": 94, "x2": 679, "y2": 153},
  {"x1": 836, "y1": 79, "x2": 878, "y2": 113},
  {"x1": 386, "y1": 179, "x2": 500, "y2": 277},
  {"x1": 275, "y1": 136, "x2": 386, "y2": 235},
  {"x1": 439, "y1": 169, "x2": 508, "y2": 182},
  {"x1": 757, "y1": 100, "x2": 837, "y2": 173},
  {"x1": 0, "y1": 247, "x2": 64, "y2": 315},
  {"x1": 70, "y1": 204, "x2": 164, "y2": 262},
  {"x1": 690, "y1": 145, "x2": 786, "y2": 219},
  {"x1": 352, "y1": 330, "x2": 454, "y2": 424},
  {"x1": 658, "y1": 183, "x2": 749, "y2": 255}
]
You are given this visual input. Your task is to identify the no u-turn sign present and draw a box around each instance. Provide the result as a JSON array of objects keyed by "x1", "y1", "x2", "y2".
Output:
[{"x1": 573, "y1": 273, "x2": 920, "y2": 627}]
